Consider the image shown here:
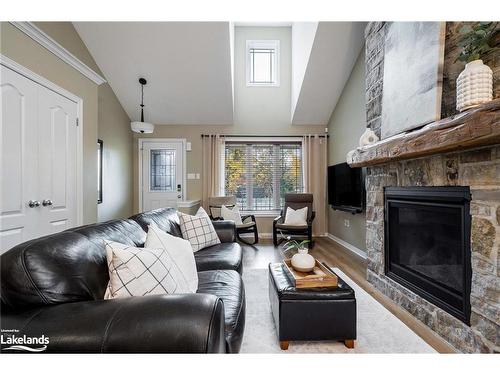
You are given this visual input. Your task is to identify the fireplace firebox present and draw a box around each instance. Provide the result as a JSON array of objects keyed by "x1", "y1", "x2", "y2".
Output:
[{"x1": 384, "y1": 187, "x2": 472, "y2": 324}]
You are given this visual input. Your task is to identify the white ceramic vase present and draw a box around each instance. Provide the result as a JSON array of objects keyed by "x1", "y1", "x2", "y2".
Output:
[
  {"x1": 359, "y1": 128, "x2": 379, "y2": 147},
  {"x1": 456, "y1": 59, "x2": 493, "y2": 112},
  {"x1": 291, "y1": 248, "x2": 315, "y2": 273}
]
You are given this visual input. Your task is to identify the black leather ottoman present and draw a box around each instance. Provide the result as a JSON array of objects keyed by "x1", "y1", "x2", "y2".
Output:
[{"x1": 268, "y1": 263, "x2": 357, "y2": 350}]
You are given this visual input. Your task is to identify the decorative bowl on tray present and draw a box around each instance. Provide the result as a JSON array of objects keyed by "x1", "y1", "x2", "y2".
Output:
[
  {"x1": 282, "y1": 238, "x2": 315, "y2": 272},
  {"x1": 291, "y1": 248, "x2": 316, "y2": 272}
]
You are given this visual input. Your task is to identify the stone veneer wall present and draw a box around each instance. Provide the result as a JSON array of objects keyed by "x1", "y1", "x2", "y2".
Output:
[
  {"x1": 366, "y1": 22, "x2": 500, "y2": 138},
  {"x1": 364, "y1": 22, "x2": 500, "y2": 353}
]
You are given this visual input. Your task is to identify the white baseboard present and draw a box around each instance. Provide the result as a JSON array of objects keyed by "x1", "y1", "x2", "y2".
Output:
[{"x1": 326, "y1": 233, "x2": 367, "y2": 260}]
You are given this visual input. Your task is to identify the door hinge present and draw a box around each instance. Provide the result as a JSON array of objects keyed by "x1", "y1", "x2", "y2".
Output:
[{"x1": 76, "y1": 118, "x2": 79, "y2": 126}]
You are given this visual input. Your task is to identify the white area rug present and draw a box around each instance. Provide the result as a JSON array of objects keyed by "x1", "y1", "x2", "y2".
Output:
[{"x1": 240, "y1": 267, "x2": 436, "y2": 353}]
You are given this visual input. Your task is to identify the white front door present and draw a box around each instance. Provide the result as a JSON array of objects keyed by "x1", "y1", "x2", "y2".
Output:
[
  {"x1": 0, "y1": 65, "x2": 79, "y2": 252},
  {"x1": 141, "y1": 140, "x2": 185, "y2": 211}
]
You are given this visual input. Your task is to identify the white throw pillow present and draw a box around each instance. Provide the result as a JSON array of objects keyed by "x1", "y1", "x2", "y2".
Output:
[
  {"x1": 145, "y1": 224, "x2": 198, "y2": 292},
  {"x1": 221, "y1": 205, "x2": 243, "y2": 225},
  {"x1": 104, "y1": 241, "x2": 192, "y2": 299},
  {"x1": 284, "y1": 206, "x2": 308, "y2": 226},
  {"x1": 178, "y1": 207, "x2": 221, "y2": 252}
]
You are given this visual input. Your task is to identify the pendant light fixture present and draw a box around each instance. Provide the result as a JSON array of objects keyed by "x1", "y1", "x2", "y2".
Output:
[{"x1": 130, "y1": 77, "x2": 154, "y2": 134}]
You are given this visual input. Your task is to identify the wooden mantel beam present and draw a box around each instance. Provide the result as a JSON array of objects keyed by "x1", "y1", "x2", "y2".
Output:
[{"x1": 347, "y1": 100, "x2": 500, "y2": 168}]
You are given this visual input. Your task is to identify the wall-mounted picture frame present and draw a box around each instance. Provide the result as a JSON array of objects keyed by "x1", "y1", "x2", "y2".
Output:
[
  {"x1": 97, "y1": 139, "x2": 103, "y2": 204},
  {"x1": 381, "y1": 22, "x2": 446, "y2": 139}
]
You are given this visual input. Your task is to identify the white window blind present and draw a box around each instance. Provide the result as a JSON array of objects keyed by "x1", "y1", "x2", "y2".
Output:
[{"x1": 224, "y1": 142, "x2": 303, "y2": 211}]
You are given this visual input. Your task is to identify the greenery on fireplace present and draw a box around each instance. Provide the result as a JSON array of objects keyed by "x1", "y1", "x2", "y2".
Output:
[{"x1": 455, "y1": 22, "x2": 499, "y2": 63}]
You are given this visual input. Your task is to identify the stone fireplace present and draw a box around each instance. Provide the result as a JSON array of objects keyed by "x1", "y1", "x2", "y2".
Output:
[
  {"x1": 351, "y1": 22, "x2": 500, "y2": 353},
  {"x1": 363, "y1": 150, "x2": 499, "y2": 353},
  {"x1": 384, "y1": 186, "x2": 472, "y2": 325}
]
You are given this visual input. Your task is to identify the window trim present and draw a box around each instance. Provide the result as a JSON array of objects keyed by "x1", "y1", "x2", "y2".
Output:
[
  {"x1": 246, "y1": 40, "x2": 280, "y2": 87},
  {"x1": 149, "y1": 149, "x2": 176, "y2": 192},
  {"x1": 241, "y1": 210, "x2": 281, "y2": 217},
  {"x1": 222, "y1": 137, "x2": 304, "y2": 213}
]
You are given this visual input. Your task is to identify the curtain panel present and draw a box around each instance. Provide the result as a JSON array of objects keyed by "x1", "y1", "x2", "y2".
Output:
[
  {"x1": 302, "y1": 135, "x2": 328, "y2": 236},
  {"x1": 201, "y1": 135, "x2": 224, "y2": 210}
]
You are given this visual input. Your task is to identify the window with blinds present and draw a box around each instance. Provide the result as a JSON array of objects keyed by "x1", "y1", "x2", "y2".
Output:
[{"x1": 224, "y1": 142, "x2": 303, "y2": 211}]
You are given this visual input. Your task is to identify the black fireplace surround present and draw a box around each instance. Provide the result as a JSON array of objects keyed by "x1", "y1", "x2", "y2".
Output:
[{"x1": 384, "y1": 187, "x2": 472, "y2": 324}]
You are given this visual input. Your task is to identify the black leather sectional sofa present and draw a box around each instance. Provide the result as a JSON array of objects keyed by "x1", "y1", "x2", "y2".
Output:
[{"x1": 0, "y1": 208, "x2": 245, "y2": 353}]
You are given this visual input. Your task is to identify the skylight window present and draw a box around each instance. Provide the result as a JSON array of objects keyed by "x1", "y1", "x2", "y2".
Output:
[{"x1": 246, "y1": 40, "x2": 280, "y2": 87}]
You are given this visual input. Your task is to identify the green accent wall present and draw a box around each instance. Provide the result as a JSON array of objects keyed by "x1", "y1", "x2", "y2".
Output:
[{"x1": 327, "y1": 48, "x2": 367, "y2": 253}]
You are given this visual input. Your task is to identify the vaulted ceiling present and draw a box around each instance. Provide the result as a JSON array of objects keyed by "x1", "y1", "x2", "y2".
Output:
[
  {"x1": 74, "y1": 22, "x2": 234, "y2": 125},
  {"x1": 291, "y1": 22, "x2": 366, "y2": 125},
  {"x1": 74, "y1": 22, "x2": 365, "y2": 126}
]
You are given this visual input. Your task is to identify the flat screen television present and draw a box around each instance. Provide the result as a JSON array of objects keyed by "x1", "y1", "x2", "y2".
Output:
[{"x1": 328, "y1": 162, "x2": 364, "y2": 213}]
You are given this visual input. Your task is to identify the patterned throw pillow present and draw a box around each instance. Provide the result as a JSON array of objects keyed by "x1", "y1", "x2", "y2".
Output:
[
  {"x1": 178, "y1": 207, "x2": 221, "y2": 252},
  {"x1": 145, "y1": 224, "x2": 198, "y2": 292},
  {"x1": 221, "y1": 205, "x2": 243, "y2": 225},
  {"x1": 104, "y1": 241, "x2": 192, "y2": 299}
]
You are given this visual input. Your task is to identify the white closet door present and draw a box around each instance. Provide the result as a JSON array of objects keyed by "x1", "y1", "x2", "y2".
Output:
[
  {"x1": 37, "y1": 85, "x2": 78, "y2": 235},
  {"x1": 1, "y1": 65, "x2": 79, "y2": 253},
  {"x1": 0, "y1": 66, "x2": 39, "y2": 252}
]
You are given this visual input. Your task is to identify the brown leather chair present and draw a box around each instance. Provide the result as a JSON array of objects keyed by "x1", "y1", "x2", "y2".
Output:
[
  {"x1": 273, "y1": 193, "x2": 315, "y2": 249},
  {"x1": 208, "y1": 196, "x2": 259, "y2": 245}
]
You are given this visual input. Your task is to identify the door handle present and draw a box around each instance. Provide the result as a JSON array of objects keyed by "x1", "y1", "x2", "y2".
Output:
[
  {"x1": 42, "y1": 199, "x2": 53, "y2": 207},
  {"x1": 28, "y1": 200, "x2": 40, "y2": 208}
]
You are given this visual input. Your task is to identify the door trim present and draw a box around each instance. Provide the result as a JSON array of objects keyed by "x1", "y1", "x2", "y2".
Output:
[
  {"x1": 138, "y1": 138, "x2": 187, "y2": 213},
  {"x1": 9, "y1": 22, "x2": 107, "y2": 85},
  {"x1": 1, "y1": 54, "x2": 84, "y2": 226}
]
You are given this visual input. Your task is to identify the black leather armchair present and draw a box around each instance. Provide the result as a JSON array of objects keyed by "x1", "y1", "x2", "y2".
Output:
[{"x1": 273, "y1": 193, "x2": 315, "y2": 249}]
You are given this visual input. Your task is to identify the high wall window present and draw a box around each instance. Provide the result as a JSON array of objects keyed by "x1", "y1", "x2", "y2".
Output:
[
  {"x1": 246, "y1": 40, "x2": 280, "y2": 87},
  {"x1": 224, "y1": 141, "x2": 303, "y2": 211}
]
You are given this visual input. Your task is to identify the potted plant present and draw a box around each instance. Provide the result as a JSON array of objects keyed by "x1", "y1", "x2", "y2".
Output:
[
  {"x1": 282, "y1": 237, "x2": 315, "y2": 272},
  {"x1": 455, "y1": 22, "x2": 498, "y2": 112}
]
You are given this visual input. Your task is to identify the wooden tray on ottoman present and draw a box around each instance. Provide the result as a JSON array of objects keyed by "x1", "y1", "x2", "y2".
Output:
[{"x1": 283, "y1": 259, "x2": 338, "y2": 288}]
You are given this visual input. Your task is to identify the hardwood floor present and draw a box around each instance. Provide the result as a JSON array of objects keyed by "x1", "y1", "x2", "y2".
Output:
[{"x1": 240, "y1": 236, "x2": 456, "y2": 353}]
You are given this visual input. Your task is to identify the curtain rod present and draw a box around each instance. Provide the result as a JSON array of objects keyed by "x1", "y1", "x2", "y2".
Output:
[{"x1": 201, "y1": 134, "x2": 329, "y2": 138}]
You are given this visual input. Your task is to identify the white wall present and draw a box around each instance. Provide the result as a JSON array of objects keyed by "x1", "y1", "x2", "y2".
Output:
[
  {"x1": 133, "y1": 26, "x2": 326, "y2": 234},
  {"x1": 233, "y1": 26, "x2": 293, "y2": 133},
  {"x1": 327, "y1": 48, "x2": 367, "y2": 253},
  {"x1": 291, "y1": 22, "x2": 318, "y2": 119}
]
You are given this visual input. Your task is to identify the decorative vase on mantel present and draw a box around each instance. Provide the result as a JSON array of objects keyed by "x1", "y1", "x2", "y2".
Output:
[{"x1": 456, "y1": 59, "x2": 493, "y2": 112}]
